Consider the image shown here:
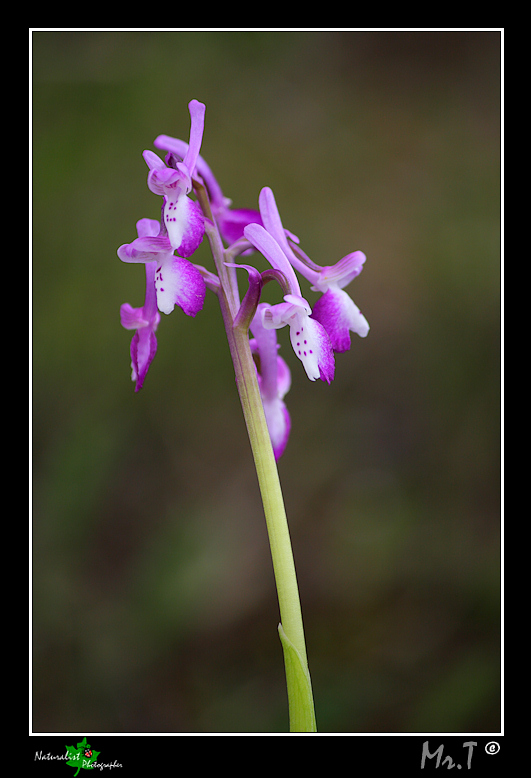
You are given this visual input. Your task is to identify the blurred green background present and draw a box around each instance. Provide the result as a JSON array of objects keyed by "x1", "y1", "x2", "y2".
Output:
[{"x1": 32, "y1": 30, "x2": 501, "y2": 733}]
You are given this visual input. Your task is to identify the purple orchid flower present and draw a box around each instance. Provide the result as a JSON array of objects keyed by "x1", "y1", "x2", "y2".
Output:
[
  {"x1": 250, "y1": 303, "x2": 292, "y2": 460},
  {"x1": 153, "y1": 131, "x2": 262, "y2": 247},
  {"x1": 118, "y1": 218, "x2": 206, "y2": 317},
  {"x1": 142, "y1": 99, "x2": 206, "y2": 257},
  {"x1": 244, "y1": 212, "x2": 335, "y2": 384},
  {"x1": 120, "y1": 261, "x2": 160, "y2": 392},
  {"x1": 294, "y1": 248, "x2": 369, "y2": 353},
  {"x1": 258, "y1": 186, "x2": 369, "y2": 353}
]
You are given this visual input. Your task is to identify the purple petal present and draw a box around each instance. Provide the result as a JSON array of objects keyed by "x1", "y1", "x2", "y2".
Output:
[
  {"x1": 261, "y1": 301, "x2": 296, "y2": 330},
  {"x1": 183, "y1": 100, "x2": 206, "y2": 177},
  {"x1": 289, "y1": 314, "x2": 335, "y2": 383},
  {"x1": 250, "y1": 306, "x2": 293, "y2": 458},
  {"x1": 263, "y1": 396, "x2": 291, "y2": 461},
  {"x1": 155, "y1": 256, "x2": 206, "y2": 317},
  {"x1": 174, "y1": 198, "x2": 205, "y2": 258},
  {"x1": 143, "y1": 149, "x2": 166, "y2": 171},
  {"x1": 164, "y1": 195, "x2": 204, "y2": 256},
  {"x1": 155, "y1": 136, "x2": 228, "y2": 208},
  {"x1": 117, "y1": 234, "x2": 173, "y2": 263},
  {"x1": 244, "y1": 223, "x2": 301, "y2": 296},
  {"x1": 120, "y1": 303, "x2": 149, "y2": 330},
  {"x1": 130, "y1": 327, "x2": 158, "y2": 392},
  {"x1": 258, "y1": 187, "x2": 292, "y2": 255},
  {"x1": 117, "y1": 243, "x2": 148, "y2": 263},
  {"x1": 313, "y1": 251, "x2": 367, "y2": 291},
  {"x1": 250, "y1": 305, "x2": 285, "y2": 397},
  {"x1": 136, "y1": 218, "x2": 160, "y2": 238},
  {"x1": 217, "y1": 207, "x2": 262, "y2": 245},
  {"x1": 130, "y1": 235, "x2": 173, "y2": 254},
  {"x1": 311, "y1": 287, "x2": 369, "y2": 352},
  {"x1": 147, "y1": 165, "x2": 183, "y2": 196},
  {"x1": 276, "y1": 354, "x2": 292, "y2": 399},
  {"x1": 154, "y1": 134, "x2": 189, "y2": 159}
]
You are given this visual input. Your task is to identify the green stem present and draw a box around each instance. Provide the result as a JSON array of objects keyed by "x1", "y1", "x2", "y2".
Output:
[
  {"x1": 231, "y1": 322, "x2": 308, "y2": 662},
  {"x1": 229, "y1": 323, "x2": 316, "y2": 733},
  {"x1": 198, "y1": 189, "x2": 316, "y2": 732}
]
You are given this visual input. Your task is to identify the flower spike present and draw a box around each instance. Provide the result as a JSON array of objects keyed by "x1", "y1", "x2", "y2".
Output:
[{"x1": 117, "y1": 99, "x2": 372, "y2": 731}]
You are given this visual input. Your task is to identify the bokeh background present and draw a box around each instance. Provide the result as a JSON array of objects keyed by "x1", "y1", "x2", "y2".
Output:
[{"x1": 32, "y1": 30, "x2": 501, "y2": 733}]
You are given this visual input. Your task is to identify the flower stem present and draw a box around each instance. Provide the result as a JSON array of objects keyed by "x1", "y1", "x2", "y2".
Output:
[
  {"x1": 198, "y1": 185, "x2": 316, "y2": 731},
  {"x1": 229, "y1": 316, "x2": 316, "y2": 733}
]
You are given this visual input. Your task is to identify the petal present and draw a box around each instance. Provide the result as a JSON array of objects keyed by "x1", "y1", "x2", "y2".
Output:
[
  {"x1": 147, "y1": 166, "x2": 184, "y2": 196},
  {"x1": 176, "y1": 199, "x2": 205, "y2": 258},
  {"x1": 136, "y1": 217, "x2": 160, "y2": 238},
  {"x1": 117, "y1": 234, "x2": 173, "y2": 263},
  {"x1": 250, "y1": 305, "x2": 284, "y2": 398},
  {"x1": 312, "y1": 251, "x2": 367, "y2": 292},
  {"x1": 244, "y1": 223, "x2": 301, "y2": 296},
  {"x1": 283, "y1": 293, "x2": 311, "y2": 314},
  {"x1": 155, "y1": 256, "x2": 206, "y2": 316},
  {"x1": 164, "y1": 195, "x2": 205, "y2": 257},
  {"x1": 263, "y1": 395, "x2": 291, "y2": 461},
  {"x1": 261, "y1": 301, "x2": 295, "y2": 330},
  {"x1": 183, "y1": 100, "x2": 206, "y2": 178},
  {"x1": 155, "y1": 136, "x2": 228, "y2": 207},
  {"x1": 144, "y1": 150, "x2": 187, "y2": 197},
  {"x1": 276, "y1": 354, "x2": 292, "y2": 399},
  {"x1": 217, "y1": 207, "x2": 262, "y2": 245},
  {"x1": 120, "y1": 303, "x2": 149, "y2": 330},
  {"x1": 117, "y1": 242, "x2": 141, "y2": 263},
  {"x1": 260, "y1": 294, "x2": 311, "y2": 331},
  {"x1": 154, "y1": 134, "x2": 189, "y2": 159},
  {"x1": 143, "y1": 149, "x2": 166, "y2": 171},
  {"x1": 120, "y1": 264, "x2": 160, "y2": 330},
  {"x1": 311, "y1": 287, "x2": 369, "y2": 352},
  {"x1": 130, "y1": 327, "x2": 158, "y2": 392},
  {"x1": 289, "y1": 314, "x2": 335, "y2": 383},
  {"x1": 258, "y1": 187, "x2": 292, "y2": 255}
]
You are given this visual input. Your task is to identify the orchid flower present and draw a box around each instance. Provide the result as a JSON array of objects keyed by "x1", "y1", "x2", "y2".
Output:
[
  {"x1": 243, "y1": 217, "x2": 335, "y2": 384},
  {"x1": 117, "y1": 218, "x2": 206, "y2": 317},
  {"x1": 295, "y1": 247, "x2": 369, "y2": 352},
  {"x1": 250, "y1": 303, "x2": 292, "y2": 460},
  {"x1": 243, "y1": 189, "x2": 335, "y2": 383},
  {"x1": 258, "y1": 186, "x2": 369, "y2": 353},
  {"x1": 153, "y1": 132, "x2": 262, "y2": 247},
  {"x1": 142, "y1": 99, "x2": 206, "y2": 257},
  {"x1": 120, "y1": 261, "x2": 160, "y2": 393}
]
